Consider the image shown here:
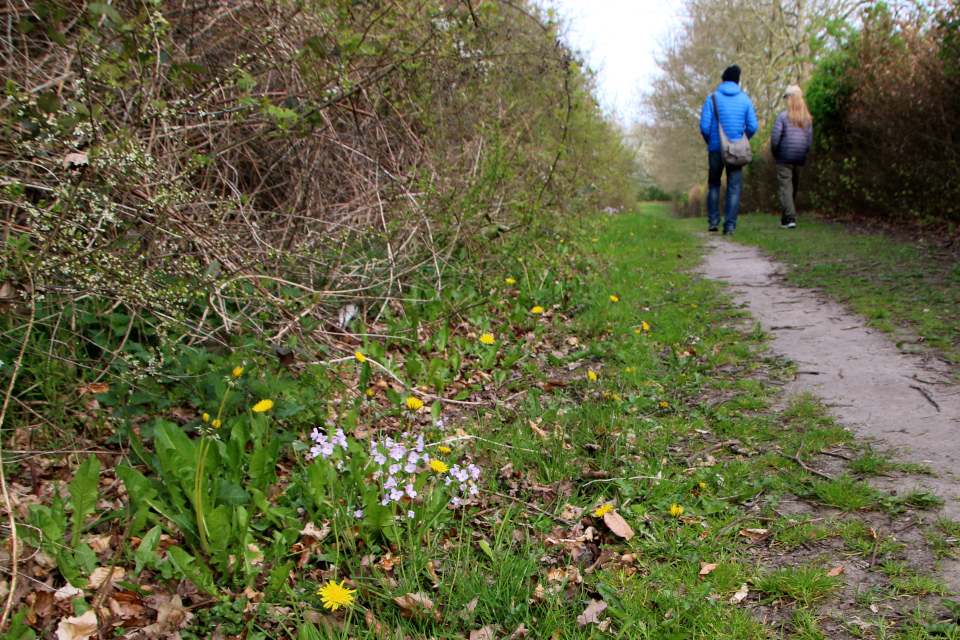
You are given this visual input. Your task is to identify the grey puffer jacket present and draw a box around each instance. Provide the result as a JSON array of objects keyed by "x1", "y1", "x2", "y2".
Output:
[{"x1": 770, "y1": 111, "x2": 813, "y2": 165}]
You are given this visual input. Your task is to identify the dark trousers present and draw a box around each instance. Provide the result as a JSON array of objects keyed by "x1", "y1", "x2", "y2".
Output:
[
  {"x1": 777, "y1": 163, "x2": 801, "y2": 223},
  {"x1": 707, "y1": 151, "x2": 743, "y2": 232}
]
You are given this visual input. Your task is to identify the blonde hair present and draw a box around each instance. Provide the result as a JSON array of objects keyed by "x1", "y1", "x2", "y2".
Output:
[{"x1": 785, "y1": 86, "x2": 812, "y2": 128}]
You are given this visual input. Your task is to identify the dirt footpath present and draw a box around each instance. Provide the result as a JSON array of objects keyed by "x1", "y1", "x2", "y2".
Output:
[{"x1": 699, "y1": 238, "x2": 960, "y2": 520}]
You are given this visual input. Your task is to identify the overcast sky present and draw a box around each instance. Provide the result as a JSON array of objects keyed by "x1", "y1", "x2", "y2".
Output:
[{"x1": 546, "y1": 0, "x2": 683, "y2": 121}]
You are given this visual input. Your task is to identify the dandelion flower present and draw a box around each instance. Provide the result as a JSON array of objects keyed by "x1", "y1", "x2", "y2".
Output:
[
  {"x1": 691, "y1": 304, "x2": 698, "y2": 308},
  {"x1": 232, "y1": 366, "x2": 244, "y2": 378},
  {"x1": 635, "y1": 329, "x2": 642, "y2": 334},
  {"x1": 406, "y1": 397, "x2": 424, "y2": 411},
  {"x1": 355, "y1": 351, "x2": 366, "y2": 363},
  {"x1": 480, "y1": 333, "x2": 495, "y2": 345},
  {"x1": 252, "y1": 399, "x2": 274, "y2": 413},
  {"x1": 430, "y1": 460, "x2": 449, "y2": 473},
  {"x1": 530, "y1": 306, "x2": 544, "y2": 314},
  {"x1": 202, "y1": 413, "x2": 210, "y2": 423},
  {"x1": 609, "y1": 295, "x2": 619, "y2": 303},
  {"x1": 669, "y1": 504, "x2": 684, "y2": 517},
  {"x1": 659, "y1": 401, "x2": 669, "y2": 409},
  {"x1": 366, "y1": 388, "x2": 375, "y2": 397},
  {"x1": 588, "y1": 370, "x2": 598, "y2": 381},
  {"x1": 437, "y1": 446, "x2": 452, "y2": 454},
  {"x1": 594, "y1": 504, "x2": 613, "y2": 517},
  {"x1": 211, "y1": 419, "x2": 222, "y2": 429},
  {"x1": 642, "y1": 321, "x2": 650, "y2": 332},
  {"x1": 699, "y1": 482, "x2": 707, "y2": 489},
  {"x1": 505, "y1": 278, "x2": 516, "y2": 285},
  {"x1": 317, "y1": 580, "x2": 356, "y2": 611},
  {"x1": 592, "y1": 238, "x2": 598, "y2": 242}
]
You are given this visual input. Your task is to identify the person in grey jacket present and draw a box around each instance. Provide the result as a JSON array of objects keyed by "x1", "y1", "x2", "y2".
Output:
[{"x1": 770, "y1": 85, "x2": 813, "y2": 228}]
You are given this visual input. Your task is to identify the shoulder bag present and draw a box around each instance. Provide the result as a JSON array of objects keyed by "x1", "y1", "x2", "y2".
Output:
[{"x1": 712, "y1": 93, "x2": 753, "y2": 167}]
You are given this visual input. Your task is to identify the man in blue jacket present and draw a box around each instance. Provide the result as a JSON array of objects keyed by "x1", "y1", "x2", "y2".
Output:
[{"x1": 699, "y1": 65, "x2": 758, "y2": 235}]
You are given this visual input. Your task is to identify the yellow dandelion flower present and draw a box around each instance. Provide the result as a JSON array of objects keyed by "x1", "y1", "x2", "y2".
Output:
[
  {"x1": 232, "y1": 366, "x2": 244, "y2": 378},
  {"x1": 317, "y1": 580, "x2": 356, "y2": 611},
  {"x1": 530, "y1": 306, "x2": 544, "y2": 314},
  {"x1": 366, "y1": 388, "x2": 375, "y2": 397},
  {"x1": 699, "y1": 482, "x2": 707, "y2": 489},
  {"x1": 642, "y1": 321, "x2": 650, "y2": 332},
  {"x1": 635, "y1": 329, "x2": 642, "y2": 334},
  {"x1": 669, "y1": 504, "x2": 684, "y2": 517},
  {"x1": 612, "y1": 394, "x2": 621, "y2": 402},
  {"x1": 252, "y1": 399, "x2": 274, "y2": 413},
  {"x1": 594, "y1": 504, "x2": 613, "y2": 517},
  {"x1": 406, "y1": 397, "x2": 424, "y2": 411},
  {"x1": 592, "y1": 238, "x2": 598, "y2": 242},
  {"x1": 588, "y1": 370, "x2": 598, "y2": 381},
  {"x1": 212, "y1": 419, "x2": 222, "y2": 429},
  {"x1": 437, "y1": 446, "x2": 452, "y2": 454},
  {"x1": 610, "y1": 295, "x2": 619, "y2": 303},
  {"x1": 430, "y1": 460, "x2": 449, "y2": 473},
  {"x1": 480, "y1": 333, "x2": 495, "y2": 345},
  {"x1": 630, "y1": 232, "x2": 634, "y2": 236},
  {"x1": 505, "y1": 278, "x2": 517, "y2": 285},
  {"x1": 355, "y1": 351, "x2": 366, "y2": 363},
  {"x1": 202, "y1": 413, "x2": 210, "y2": 423},
  {"x1": 691, "y1": 304, "x2": 698, "y2": 308},
  {"x1": 659, "y1": 401, "x2": 669, "y2": 409}
]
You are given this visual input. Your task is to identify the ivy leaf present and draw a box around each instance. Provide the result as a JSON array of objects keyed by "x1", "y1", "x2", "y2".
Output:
[{"x1": 67, "y1": 456, "x2": 100, "y2": 548}]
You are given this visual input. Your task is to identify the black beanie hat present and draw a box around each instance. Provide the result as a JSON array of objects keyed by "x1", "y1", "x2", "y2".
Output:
[{"x1": 722, "y1": 65, "x2": 741, "y2": 83}]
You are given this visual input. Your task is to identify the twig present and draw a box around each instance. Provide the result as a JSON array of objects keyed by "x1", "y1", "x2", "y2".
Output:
[
  {"x1": 710, "y1": 516, "x2": 776, "y2": 546},
  {"x1": 818, "y1": 449, "x2": 853, "y2": 461},
  {"x1": 778, "y1": 441, "x2": 833, "y2": 480},
  {"x1": 0, "y1": 257, "x2": 36, "y2": 635},
  {"x1": 748, "y1": 517, "x2": 824, "y2": 546},
  {"x1": 479, "y1": 489, "x2": 573, "y2": 526},
  {"x1": 869, "y1": 528, "x2": 884, "y2": 567},
  {"x1": 909, "y1": 385, "x2": 940, "y2": 412},
  {"x1": 685, "y1": 439, "x2": 740, "y2": 466}
]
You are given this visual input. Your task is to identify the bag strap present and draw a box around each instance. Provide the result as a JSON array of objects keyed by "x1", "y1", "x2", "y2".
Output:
[{"x1": 711, "y1": 93, "x2": 726, "y2": 140}]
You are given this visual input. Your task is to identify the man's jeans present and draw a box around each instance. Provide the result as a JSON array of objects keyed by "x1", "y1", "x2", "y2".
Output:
[{"x1": 707, "y1": 151, "x2": 743, "y2": 233}]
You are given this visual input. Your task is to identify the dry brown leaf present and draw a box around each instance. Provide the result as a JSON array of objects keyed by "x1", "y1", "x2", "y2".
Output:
[
  {"x1": 393, "y1": 593, "x2": 440, "y2": 621},
  {"x1": 506, "y1": 623, "x2": 531, "y2": 640},
  {"x1": 738, "y1": 528, "x2": 768, "y2": 541},
  {"x1": 364, "y1": 610, "x2": 391, "y2": 638},
  {"x1": 699, "y1": 562, "x2": 719, "y2": 576},
  {"x1": 576, "y1": 599, "x2": 608, "y2": 627},
  {"x1": 546, "y1": 568, "x2": 567, "y2": 582},
  {"x1": 459, "y1": 596, "x2": 480, "y2": 621},
  {"x1": 55, "y1": 610, "x2": 98, "y2": 640},
  {"x1": 827, "y1": 565, "x2": 845, "y2": 577},
  {"x1": 300, "y1": 521, "x2": 330, "y2": 541},
  {"x1": 88, "y1": 535, "x2": 112, "y2": 554},
  {"x1": 602, "y1": 511, "x2": 635, "y2": 540},
  {"x1": 87, "y1": 567, "x2": 125, "y2": 589},
  {"x1": 469, "y1": 624, "x2": 498, "y2": 640},
  {"x1": 529, "y1": 419, "x2": 549, "y2": 440},
  {"x1": 54, "y1": 584, "x2": 83, "y2": 601},
  {"x1": 729, "y1": 583, "x2": 749, "y2": 604},
  {"x1": 108, "y1": 592, "x2": 145, "y2": 620}
]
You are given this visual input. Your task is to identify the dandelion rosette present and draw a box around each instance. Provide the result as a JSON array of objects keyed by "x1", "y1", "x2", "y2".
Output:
[{"x1": 317, "y1": 580, "x2": 356, "y2": 611}]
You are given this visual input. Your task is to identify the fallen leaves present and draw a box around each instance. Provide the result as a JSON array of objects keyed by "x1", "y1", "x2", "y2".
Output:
[
  {"x1": 729, "y1": 583, "x2": 749, "y2": 604},
  {"x1": 393, "y1": 593, "x2": 442, "y2": 622},
  {"x1": 698, "y1": 562, "x2": 719, "y2": 576},
  {"x1": 87, "y1": 566, "x2": 125, "y2": 589},
  {"x1": 56, "y1": 610, "x2": 98, "y2": 640},
  {"x1": 827, "y1": 565, "x2": 845, "y2": 577},
  {"x1": 577, "y1": 599, "x2": 608, "y2": 627},
  {"x1": 602, "y1": 510, "x2": 635, "y2": 541},
  {"x1": 738, "y1": 528, "x2": 769, "y2": 542}
]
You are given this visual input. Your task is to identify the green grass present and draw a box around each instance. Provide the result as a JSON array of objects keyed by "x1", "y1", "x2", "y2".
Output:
[
  {"x1": 705, "y1": 212, "x2": 960, "y2": 364},
  {"x1": 812, "y1": 475, "x2": 878, "y2": 510},
  {"x1": 754, "y1": 565, "x2": 841, "y2": 604}
]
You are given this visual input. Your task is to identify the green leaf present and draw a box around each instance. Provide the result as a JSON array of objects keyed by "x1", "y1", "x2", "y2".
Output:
[
  {"x1": 87, "y1": 2, "x2": 122, "y2": 23},
  {"x1": 267, "y1": 561, "x2": 294, "y2": 597},
  {"x1": 478, "y1": 539, "x2": 494, "y2": 561},
  {"x1": 134, "y1": 525, "x2": 161, "y2": 575},
  {"x1": 167, "y1": 546, "x2": 216, "y2": 595},
  {"x1": 37, "y1": 92, "x2": 60, "y2": 113},
  {"x1": 73, "y1": 542, "x2": 98, "y2": 573},
  {"x1": 6, "y1": 608, "x2": 36, "y2": 640},
  {"x1": 67, "y1": 456, "x2": 100, "y2": 548},
  {"x1": 47, "y1": 27, "x2": 68, "y2": 47},
  {"x1": 215, "y1": 481, "x2": 250, "y2": 506}
]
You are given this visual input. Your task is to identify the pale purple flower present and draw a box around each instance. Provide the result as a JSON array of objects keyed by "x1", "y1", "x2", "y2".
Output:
[
  {"x1": 389, "y1": 463, "x2": 401, "y2": 475},
  {"x1": 404, "y1": 462, "x2": 417, "y2": 473},
  {"x1": 407, "y1": 510, "x2": 416, "y2": 519},
  {"x1": 390, "y1": 488, "x2": 404, "y2": 501},
  {"x1": 354, "y1": 509, "x2": 363, "y2": 519},
  {"x1": 405, "y1": 483, "x2": 417, "y2": 498},
  {"x1": 384, "y1": 476, "x2": 398, "y2": 489}
]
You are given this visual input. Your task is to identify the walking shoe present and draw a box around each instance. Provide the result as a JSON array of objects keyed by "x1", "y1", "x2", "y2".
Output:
[
  {"x1": 708, "y1": 225, "x2": 719, "y2": 232},
  {"x1": 722, "y1": 229, "x2": 734, "y2": 236},
  {"x1": 781, "y1": 221, "x2": 796, "y2": 229}
]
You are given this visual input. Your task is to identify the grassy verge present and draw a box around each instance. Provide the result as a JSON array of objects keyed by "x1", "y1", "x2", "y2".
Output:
[
  {"x1": 7, "y1": 204, "x2": 960, "y2": 640},
  {"x1": 700, "y1": 212, "x2": 960, "y2": 365}
]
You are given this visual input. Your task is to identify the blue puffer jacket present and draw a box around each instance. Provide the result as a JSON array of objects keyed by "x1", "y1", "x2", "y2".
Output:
[
  {"x1": 770, "y1": 111, "x2": 813, "y2": 165},
  {"x1": 699, "y1": 81, "x2": 759, "y2": 152}
]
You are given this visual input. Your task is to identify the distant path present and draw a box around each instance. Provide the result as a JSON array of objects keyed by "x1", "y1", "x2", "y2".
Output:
[{"x1": 699, "y1": 238, "x2": 960, "y2": 520}]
